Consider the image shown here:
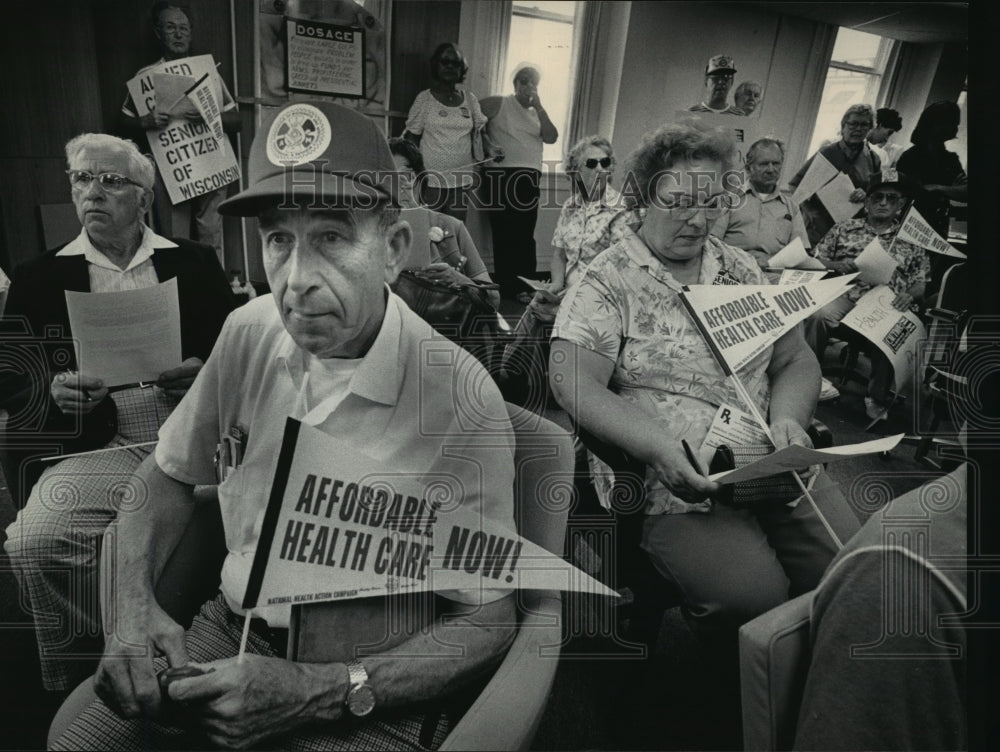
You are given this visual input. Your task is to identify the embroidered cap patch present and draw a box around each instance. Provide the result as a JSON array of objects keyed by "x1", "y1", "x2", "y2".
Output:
[{"x1": 266, "y1": 104, "x2": 331, "y2": 166}]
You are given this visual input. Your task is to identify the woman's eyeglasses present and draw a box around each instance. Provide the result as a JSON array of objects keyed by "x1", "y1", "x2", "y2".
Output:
[
  {"x1": 659, "y1": 193, "x2": 732, "y2": 219},
  {"x1": 584, "y1": 157, "x2": 612, "y2": 169},
  {"x1": 869, "y1": 191, "x2": 903, "y2": 204},
  {"x1": 66, "y1": 170, "x2": 142, "y2": 191}
]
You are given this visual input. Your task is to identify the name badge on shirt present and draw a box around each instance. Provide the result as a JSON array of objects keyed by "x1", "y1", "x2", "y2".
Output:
[{"x1": 712, "y1": 269, "x2": 741, "y2": 286}]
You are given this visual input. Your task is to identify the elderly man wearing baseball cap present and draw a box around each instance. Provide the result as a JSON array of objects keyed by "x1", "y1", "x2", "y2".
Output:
[
  {"x1": 689, "y1": 54, "x2": 743, "y2": 115},
  {"x1": 53, "y1": 100, "x2": 518, "y2": 751},
  {"x1": 804, "y1": 169, "x2": 929, "y2": 418}
]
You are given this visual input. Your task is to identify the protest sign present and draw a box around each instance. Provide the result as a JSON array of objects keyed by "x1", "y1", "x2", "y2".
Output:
[
  {"x1": 680, "y1": 275, "x2": 857, "y2": 372},
  {"x1": 854, "y1": 237, "x2": 899, "y2": 286},
  {"x1": 768, "y1": 237, "x2": 826, "y2": 270},
  {"x1": 243, "y1": 419, "x2": 616, "y2": 612},
  {"x1": 896, "y1": 206, "x2": 966, "y2": 258},
  {"x1": 791, "y1": 152, "x2": 838, "y2": 205},
  {"x1": 777, "y1": 269, "x2": 829, "y2": 285},
  {"x1": 709, "y1": 433, "x2": 904, "y2": 483},
  {"x1": 286, "y1": 18, "x2": 365, "y2": 97},
  {"x1": 840, "y1": 285, "x2": 927, "y2": 390},
  {"x1": 185, "y1": 73, "x2": 225, "y2": 145},
  {"x1": 126, "y1": 54, "x2": 240, "y2": 205}
]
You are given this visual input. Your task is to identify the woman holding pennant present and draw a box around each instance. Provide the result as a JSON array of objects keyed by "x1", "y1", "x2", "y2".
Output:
[{"x1": 549, "y1": 121, "x2": 859, "y2": 727}]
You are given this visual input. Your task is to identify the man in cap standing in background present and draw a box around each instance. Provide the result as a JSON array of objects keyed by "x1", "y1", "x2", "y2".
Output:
[
  {"x1": 50, "y1": 100, "x2": 518, "y2": 751},
  {"x1": 689, "y1": 54, "x2": 744, "y2": 114}
]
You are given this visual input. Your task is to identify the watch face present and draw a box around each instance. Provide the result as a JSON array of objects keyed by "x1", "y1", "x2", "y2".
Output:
[{"x1": 348, "y1": 684, "x2": 376, "y2": 717}]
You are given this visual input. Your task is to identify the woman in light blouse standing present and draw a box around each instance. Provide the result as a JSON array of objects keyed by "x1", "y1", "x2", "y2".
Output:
[{"x1": 403, "y1": 42, "x2": 498, "y2": 222}]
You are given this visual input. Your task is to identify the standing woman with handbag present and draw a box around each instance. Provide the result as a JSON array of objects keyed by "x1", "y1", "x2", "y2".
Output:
[{"x1": 403, "y1": 43, "x2": 499, "y2": 222}]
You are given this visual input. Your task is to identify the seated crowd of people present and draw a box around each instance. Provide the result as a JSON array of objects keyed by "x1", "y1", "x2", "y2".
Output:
[{"x1": 0, "y1": 16, "x2": 971, "y2": 751}]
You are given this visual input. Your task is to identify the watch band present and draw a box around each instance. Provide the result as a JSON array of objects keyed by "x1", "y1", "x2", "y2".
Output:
[{"x1": 346, "y1": 659, "x2": 368, "y2": 690}]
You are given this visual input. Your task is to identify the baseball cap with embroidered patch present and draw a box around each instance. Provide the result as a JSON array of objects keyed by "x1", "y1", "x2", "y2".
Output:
[
  {"x1": 706, "y1": 54, "x2": 737, "y2": 76},
  {"x1": 218, "y1": 100, "x2": 398, "y2": 217}
]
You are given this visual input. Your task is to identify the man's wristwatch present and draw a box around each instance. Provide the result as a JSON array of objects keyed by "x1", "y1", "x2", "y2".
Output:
[{"x1": 345, "y1": 659, "x2": 376, "y2": 717}]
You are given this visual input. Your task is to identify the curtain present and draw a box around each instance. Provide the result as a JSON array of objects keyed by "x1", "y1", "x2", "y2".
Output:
[
  {"x1": 565, "y1": 1, "x2": 631, "y2": 151},
  {"x1": 458, "y1": 0, "x2": 512, "y2": 100}
]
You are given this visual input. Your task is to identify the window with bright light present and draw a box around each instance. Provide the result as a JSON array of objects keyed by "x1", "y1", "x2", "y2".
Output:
[
  {"x1": 807, "y1": 28, "x2": 896, "y2": 156},
  {"x1": 503, "y1": 1, "x2": 578, "y2": 167}
]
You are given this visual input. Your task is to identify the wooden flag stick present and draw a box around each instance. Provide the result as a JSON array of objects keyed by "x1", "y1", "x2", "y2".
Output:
[
  {"x1": 677, "y1": 288, "x2": 844, "y2": 550},
  {"x1": 237, "y1": 610, "x2": 252, "y2": 663}
]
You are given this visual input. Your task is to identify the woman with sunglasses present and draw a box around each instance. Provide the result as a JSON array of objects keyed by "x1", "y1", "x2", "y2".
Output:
[
  {"x1": 403, "y1": 43, "x2": 498, "y2": 222},
  {"x1": 549, "y1": 122, "x2": 857, "y2": 727}
]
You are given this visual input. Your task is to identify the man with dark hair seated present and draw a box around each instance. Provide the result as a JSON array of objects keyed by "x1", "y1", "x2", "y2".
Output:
[
  {"x1": 49, "y1": 100, "x2": 517, "y2": 751},
  {"x1": 1, "y1": 132, "x2": 234, "y2": 696}
]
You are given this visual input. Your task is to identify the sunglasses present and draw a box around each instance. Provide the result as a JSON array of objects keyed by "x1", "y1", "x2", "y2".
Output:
[
  {"x1": 584, "y1": 157, "x2": 612, "y2": 169},
  {"x1": 67, "y1": 170, "x2": 142, "y2": 191}
]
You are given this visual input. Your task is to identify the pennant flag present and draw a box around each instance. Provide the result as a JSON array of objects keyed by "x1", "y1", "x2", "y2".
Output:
[
  {"x1": 896, "y1": 206, "x2": 966, "y2": 258},
  {"x1": 680, "y1": 274, "x2": 858, "y2": 372},
  {"x1": 185, "y1": 72, "x2": 225, "y2": 145},
  {"x1": 243, "y1": 419, "x2": 616, "y2": 612}
]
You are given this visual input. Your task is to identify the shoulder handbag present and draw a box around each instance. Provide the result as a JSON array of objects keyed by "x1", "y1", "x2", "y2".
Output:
[
  {"x1": 392, "y1": 270, "x2": 501, "y2": 357},
  {"x1": 709, "y1": 444, "x2": 807, "y2": 509}
]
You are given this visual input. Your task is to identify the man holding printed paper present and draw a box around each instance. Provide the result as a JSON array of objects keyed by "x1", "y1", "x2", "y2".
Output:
[
  {"x1": 804, "y1": 169, "x2": 929, "y2": 418},
  {"x1": 121, "y1": 2, "x2": 240, "y2": 258},
  {"x1": 1, "y1": 133, "x2": 234, "y2": 695},
  {"x1": 49, "y1": 101, "x2": 523, "y2": 751}
]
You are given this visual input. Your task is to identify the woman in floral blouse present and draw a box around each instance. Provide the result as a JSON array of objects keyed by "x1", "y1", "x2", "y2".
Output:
[
  {"x1": 388, "y1": 138, "x2": 499, "y2": 309},
  {"x1": 549, "y1": 122, "x2": 859, "y2": 656}
]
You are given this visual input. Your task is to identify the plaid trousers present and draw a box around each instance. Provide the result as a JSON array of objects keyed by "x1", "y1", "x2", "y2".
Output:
[
  {"x1": 50, "y1": 594, "x2": 449, "y2": 751},
  {"x1": 3, "y1": 387, "x2": 178, "y2": 691}
]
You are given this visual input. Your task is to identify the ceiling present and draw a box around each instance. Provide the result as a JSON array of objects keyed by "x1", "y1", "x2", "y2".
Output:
[{"x1": 750, "y1": 2, "x2": 968, "y2": 44}]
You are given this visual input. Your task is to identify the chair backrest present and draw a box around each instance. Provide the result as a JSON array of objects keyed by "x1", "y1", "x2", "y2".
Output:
[{"x1": 38, "y1": 203, "x2": 80, "y2": 251}]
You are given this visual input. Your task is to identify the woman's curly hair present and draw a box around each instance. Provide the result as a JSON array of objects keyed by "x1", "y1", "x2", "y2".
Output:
[{"x1": 621, "y1": 120, "x2": 736, "y2": 207}]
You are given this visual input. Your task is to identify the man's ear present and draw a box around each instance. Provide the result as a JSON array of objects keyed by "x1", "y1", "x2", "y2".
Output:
[
  {"x1": 138, "y1": 187, "x2": 154, "y2": 215},
  {"x1": 383, "y1": 219, "x2": 412, "y2": 284}
]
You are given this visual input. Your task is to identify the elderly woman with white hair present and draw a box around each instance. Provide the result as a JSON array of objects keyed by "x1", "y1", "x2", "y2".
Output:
[
  {"x1": 788, "y1": 103, "x2": 882, "y2": 245},
  {"x1": 0, "y1": 132, "x2": 234, "y2": 695},
  {"x1": 482, "y1": 62, "x2": 560, "y2": 300}
]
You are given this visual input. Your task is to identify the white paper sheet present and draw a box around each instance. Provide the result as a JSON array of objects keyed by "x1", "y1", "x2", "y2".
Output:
[
  {"x1": 816, "y1": 172, "x2": 862, "y2": 224},
  {"x1": 709, "y1": 433, "x2": 904, "y2": 483},
  {"x1": 791, "y1": 152, "x2": 838, "y2": 205},
  {"x1": 854, "y1": 237, "x2": 899, "y2": 285},
  {"x1": 65, "y1": 277, "x2": 182, "y2": 387},
  {"x1": 767, "y1": 237, "x2": 826, "y2": 270},
  {"x1": 700, "y1": 404, "x2": 770, "y2": 456}
]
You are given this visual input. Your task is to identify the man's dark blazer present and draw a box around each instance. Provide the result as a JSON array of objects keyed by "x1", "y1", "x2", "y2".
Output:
[{"x1": 0, "y1": 236, "x2": 237, "y2": 508}]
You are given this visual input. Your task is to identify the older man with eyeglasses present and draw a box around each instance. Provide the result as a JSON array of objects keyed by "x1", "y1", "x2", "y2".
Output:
[{"x1": 0, "y1": 132, "x2": 234, "y2": 697}]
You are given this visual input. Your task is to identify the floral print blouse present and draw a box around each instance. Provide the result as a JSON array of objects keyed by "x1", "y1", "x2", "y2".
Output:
[{"x1": 554, "y1": 233, "x2": 773, "y2": 515}]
